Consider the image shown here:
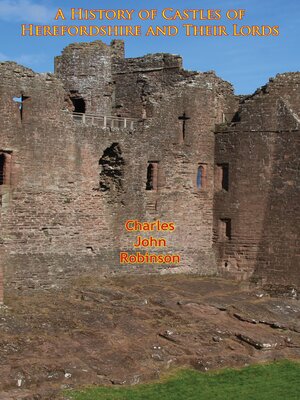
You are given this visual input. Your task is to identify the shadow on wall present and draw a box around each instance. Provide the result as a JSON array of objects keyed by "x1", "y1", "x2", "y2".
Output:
[{"x1": 253, "y1": 129, "x2": 300, "y2": 287}]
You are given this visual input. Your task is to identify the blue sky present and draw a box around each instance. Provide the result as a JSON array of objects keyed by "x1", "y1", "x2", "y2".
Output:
[{"x1": 0, "y1": 0, "x2": 299, "y2": 94}]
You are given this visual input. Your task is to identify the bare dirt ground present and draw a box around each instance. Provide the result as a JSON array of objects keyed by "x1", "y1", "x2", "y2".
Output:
[{"x1": 0, "y1": 275, "x2": 299, "y2": 400}]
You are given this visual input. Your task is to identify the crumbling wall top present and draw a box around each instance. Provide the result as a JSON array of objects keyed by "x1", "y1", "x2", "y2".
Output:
[
  {"x1": 216, "y1": 72, "x2": 300, "y2": 132},
  {"x1": 242, "y1": 72, "x2": 300, "y2": 101},
  {"x1": 0, "y1": 61, "x2": 61, "y2": 87},
  {"x1": 54, "y1": 39, "x2": 124, "y2": 75},
  {"x1": 113, "y1": 52, "x2": 183, "y2": 75},
  {"x1": 0, "y1": 62, "x2": 37, "y2": 80}
]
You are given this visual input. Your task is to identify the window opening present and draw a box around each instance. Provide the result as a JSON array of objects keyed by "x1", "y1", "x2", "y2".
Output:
[
  {"x1": 216, "y1": 163, "x2": 229, "y2": 191},
  {"x1": 0, "y1": 151, "x2": 12, "y2": 186},
  {"x1": 196, "y1": 164, "x2": 207, "y2": 189},
  {"x1": 146, "y1": 162, "x2": 158, "y2": 191},
  {"x1": 71, "y1": 97, "x2": 86, "y2": 114},
  {"x1": 220, "y1": 218, "x2": 231, "y2": 240},
  {"x1": 0, "y1": 153, "x2": 5, "y2": 185}
]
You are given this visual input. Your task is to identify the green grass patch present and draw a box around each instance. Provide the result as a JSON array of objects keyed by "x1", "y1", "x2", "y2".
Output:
[{"x1": 66, "y1": 360, "x2": 300, "y2": 400}]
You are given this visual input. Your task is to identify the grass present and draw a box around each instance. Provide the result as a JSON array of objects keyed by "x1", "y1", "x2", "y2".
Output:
[{"x1": 66, "y1": 360, "x2": 300, "y2": 400}]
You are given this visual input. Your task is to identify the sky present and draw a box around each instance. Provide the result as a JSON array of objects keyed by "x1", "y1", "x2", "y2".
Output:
[{"x1": 0, "y1": 0, "x2": 299, "y2": 94}]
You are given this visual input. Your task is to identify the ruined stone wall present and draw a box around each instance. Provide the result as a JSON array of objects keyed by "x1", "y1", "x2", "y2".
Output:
[
  {"x1": 0, "y1": 41, "x2": 237, "y2": 293},
  {"x1": 0, "y1": 62, "x2": 121, "y2": 289},
  {"x1": 55, "y1": 40, "x2": 124, "y2": 115},
  {"x1": 1, "y1": 40, "x2": 298, "y2": 295},
  {"x1": 109, "y1": 52, "x2": 237, "y2": 273},
  {"x1": 214, "y1": 73, "x2": 300, "y2": 286},
  {"x1": 0, "y1": 263, "x2": 3, "y2": 304},
  {"x1": 112, "y1": 53, "x2": 184, "y2": 118},
  {"x1": 116, "y1": 84, "x2": 217, "y2": 273}
]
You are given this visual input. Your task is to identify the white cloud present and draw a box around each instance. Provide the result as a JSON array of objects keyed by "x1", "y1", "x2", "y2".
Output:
[{"x1": 0, "y1": 0, "x2": 55, "y2": 23}]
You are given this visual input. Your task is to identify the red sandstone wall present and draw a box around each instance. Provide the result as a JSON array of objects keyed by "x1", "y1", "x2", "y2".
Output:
[
  {"x1": 214, "y1": 73, "x2": 300, "y2": 286},
  {"x1": 55, "y1": 40, "x2": 124, "y2": 115},
  {"x1": 0, "y1": 44, "x2": 236, "y2": 291},
  {"x1": 0, "y1": 265, "x2": 3, "y2": 304},
  {"x1": 111, "y1": 54, "x2": 236, "y2": 273},
  {"x1": 2, "y1": 41, "x2": 297, "y2": 294},
  {"x1": 0, "y1": 62, "x2": 116, "y2": 288}
]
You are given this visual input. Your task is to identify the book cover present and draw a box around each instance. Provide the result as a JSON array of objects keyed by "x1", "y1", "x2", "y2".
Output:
[{"x1": 0, "y1": 0, "x2": 299, "y2": 398}]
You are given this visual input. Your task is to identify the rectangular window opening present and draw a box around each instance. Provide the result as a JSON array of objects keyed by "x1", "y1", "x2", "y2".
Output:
[
  {"x1": 220, "y1": 218, "x2": 231, "y2": 240},
  {"x1": 216, "y1": 163, "x2": 229, "y2": 191},
  {"x1": 0, "y1": 151, "x2": 12, "y2": 186},
  {"x1": 0, "y1": 154, "x2": 4, "y2": 185}
]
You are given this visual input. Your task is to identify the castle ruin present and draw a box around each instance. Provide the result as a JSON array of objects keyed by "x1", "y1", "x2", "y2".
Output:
[{"x1": 0, "y1": 40, "x2": 299, "y2": 302}]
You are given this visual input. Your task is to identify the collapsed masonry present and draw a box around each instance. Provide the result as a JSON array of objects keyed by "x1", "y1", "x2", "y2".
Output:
[{"x1": 0, "y1": 40, "x2": 299, "y2": 302}]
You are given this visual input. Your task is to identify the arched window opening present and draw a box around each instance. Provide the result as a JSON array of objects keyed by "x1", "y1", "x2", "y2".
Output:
[
  {"x1": 146, "y1": 164, "x2": 154, "y2": 190},
  {"x1": 146, "y1": 162, "x2": 158, "y2": 191},
  {"x1": 197, "y1": 166, "x2": 203, "y2": 189},
  {"x1": 196, "y1": 163, "x2": 207, "y2": 190}
]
